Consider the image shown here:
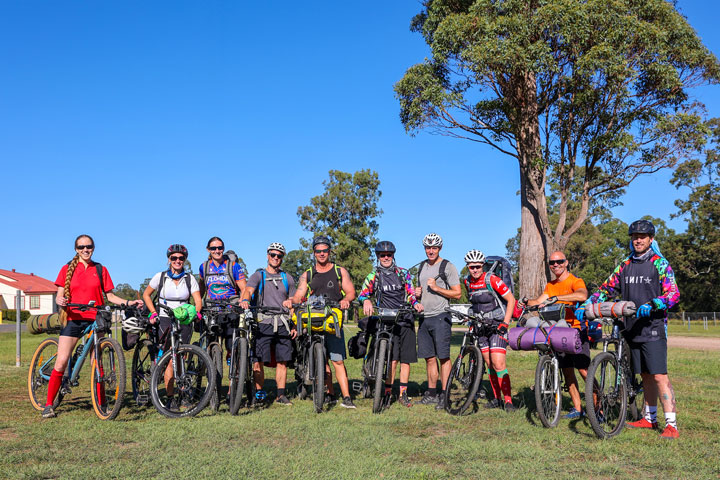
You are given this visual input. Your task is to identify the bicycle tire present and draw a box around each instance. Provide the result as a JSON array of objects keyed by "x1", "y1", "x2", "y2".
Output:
[
  {"x1": 90, "y1": 337, "x2": 126, "y2": 420},
  {"x1": 372, "y1": 339, "x2": 388, "y2": 414},
  {"x1": 150, "y1": 344, "x2": 216, "y2": 418},
  {"x1": 624, "y1": 348, "x2": 644, "y2": 422},
  {"x1": 444, "y1": 345, "x2": 483, "y2": 416},
  {"x1": 586, "y1": 351, "x2": 627, "y2": 439},
  {"x1": 229, "y1": 337, "x2": 248, "y2": 415},
  {"x1": 131, "y1": 339, "x2": 155, "y2": 406},
  {"x1": 28, "y1": 337, "x2": 62, "y2": 411},
  {"x1": 312, "y1": 342, "x2": 325, "y2": 413},
  {"x1": 535, "y1": 354, "x2": 561, "y2": 428},
  {"x1": 208, "y1": 343, "x2": 223, "y2": 412}
]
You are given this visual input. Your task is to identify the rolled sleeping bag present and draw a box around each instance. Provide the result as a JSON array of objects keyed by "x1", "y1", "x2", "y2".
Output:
[
  {"x1": 508, "y1": 326, "x2": 583, "y2": 354},
  {"x1": 524, "y1": 316, "x2": 570, "y2": 329},
  {"x1": 27, "y1": 313, "x2": 64, "y2": 335},
  {"x1": 584, "y1": 301, "x2": 636, "y2": 320}
]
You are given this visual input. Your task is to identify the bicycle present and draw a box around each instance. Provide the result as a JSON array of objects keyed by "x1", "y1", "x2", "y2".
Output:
[
  {"x1": 361, "y1": 305, "x2": 417, "y2": 414},
  {"x1": 442, "y1": 307, "x2": 496, "y2": 415},
  {"x1": 148, "y1": 304, "x2": 216, "y2": 418},
  {"x1": 292, "y1": 296, "x2": 344, "y2": 413},
  {"x1": 124, "y1": 307, "x2": 160, "y2": 407},
  {"x1": 28, "y1": 301, "x2": 127, "y2": 420},
  {"x1": 194, "y1": 301, "x2": 232, "y2": 412},
  {"x1": 584, "y1": 312, "x2": 645, "y2": 439}
]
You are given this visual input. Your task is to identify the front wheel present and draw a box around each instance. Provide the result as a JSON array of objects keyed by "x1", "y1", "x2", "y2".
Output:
[
  {"x1": 444, "y1": 345, "x2": 483, "y2": 415},
  {"x1": 28, "y1": 337, "x2": 62, "y2": 411},
  {"x1": 372, "y1": 339, "x2": 388, "y2": 414},
  {"x1": 90, "y1": 337, "x2": 126, "y2": 420},
  {"x1": 312, "y1": 342, "x2": 325, "y2": 413},
  {"x1": 131, "y1": 339, "x2": 156, "y2": 406},
  {"x1": 228, "y1": 337, "x2": 248, "y2": 415},
  {"x1": 535, "y1": 354, "x2": 561, "y2": 428},
  {"x1": 586, "y1": 351, "x2": 627, "y2": 439},
  {"x1": 150, "y1": 344, "x2": 216, "y2": 418}
]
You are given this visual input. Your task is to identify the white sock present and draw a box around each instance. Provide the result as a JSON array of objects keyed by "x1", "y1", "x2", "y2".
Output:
[
  {"x1": 665, "y1": 412, "x2": 677, "y2": 429},
  {"x1": 645, "y1": 405, "x2": 657, "y2": 423}
]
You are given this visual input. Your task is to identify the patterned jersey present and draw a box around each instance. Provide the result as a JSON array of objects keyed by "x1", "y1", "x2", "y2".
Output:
[
  {"x1": 199, "y1": 260, "x2": 246, "y2": 300},
  {"x1": 358, "y1": 267, "x2": 418, "y2": 308}
]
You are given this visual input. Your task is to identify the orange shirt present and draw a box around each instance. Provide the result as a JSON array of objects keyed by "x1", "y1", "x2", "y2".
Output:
[{"x1": 543, "y1": 273, "x2": 586, "y2": 328}]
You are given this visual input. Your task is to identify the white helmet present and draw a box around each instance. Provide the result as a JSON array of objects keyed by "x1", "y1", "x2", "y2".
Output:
[
  {"x1": 422, "y1": 233, "x2": 443, "y2": 247},
  {"x1": 121, "y1": 315, "x2": 145, "y2": 334},
  {"x1": 464, "y1": 249, "x2": 485, "y2": 264},
  {"x1": 267, "y1": 242, "x2": 286, "y2": 254}
]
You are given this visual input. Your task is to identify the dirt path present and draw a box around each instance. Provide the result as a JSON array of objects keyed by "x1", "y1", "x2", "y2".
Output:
[{"x1": 667, "y1": 335, "x2": 720, "y2": 351}]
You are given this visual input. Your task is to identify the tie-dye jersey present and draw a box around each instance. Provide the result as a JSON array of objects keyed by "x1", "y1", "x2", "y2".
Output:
[
  {"x1": 200, "y1": 260, "x2": 246, "y2": 300},
  {"x1": 358, "y1": 267, "x2": 418, "y2": 308}
]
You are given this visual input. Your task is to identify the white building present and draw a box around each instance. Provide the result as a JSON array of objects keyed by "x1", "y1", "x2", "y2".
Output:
[{"x1": 0, "y1": 269, "x2": 57, "y2": 315}]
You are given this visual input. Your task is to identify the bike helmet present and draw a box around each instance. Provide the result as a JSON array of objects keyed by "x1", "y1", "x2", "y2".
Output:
[
  {"x1": 313, "y1": 236, "x2": 332, "y2": 249},
  {"x1": 422, "y1": 233, "x2": 443, "y2": 247},
  {"x1": 628, "y1": 219, "x2": 655, "y2": 237},
  {"x1": 121, "y1": 315, "x2": 145, "y2": 334},
  {"x1": 167, "y1": 244, "x2": 188, "y2": 258},
  {"x1": 464, "y1": 249, "x2": 485, "y2": 264},
  {"x1": 374, "y1": 240, "x2": 396, "y2": 254},
  {"x1": 267, "y1": 242, "x2": 286, "y2": 254}
]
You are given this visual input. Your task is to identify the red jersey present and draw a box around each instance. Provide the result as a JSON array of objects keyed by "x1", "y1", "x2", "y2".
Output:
[{"x1": 55, "y1": 261, "x2": 114, "y2": 321}]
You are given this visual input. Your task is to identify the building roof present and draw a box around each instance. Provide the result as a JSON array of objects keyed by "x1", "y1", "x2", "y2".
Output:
[{"x1": 0, "y1": 269, "x2": 57, "y2": 294}]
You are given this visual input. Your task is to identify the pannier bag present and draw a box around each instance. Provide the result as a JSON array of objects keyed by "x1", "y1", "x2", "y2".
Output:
[
  {"x1": 292, "y1": 308, "x2": 344, "y2": 335},
  {"x1": 583, "y1": 301, "x2": 636, "y2": 320},
  {"x1": 347, "y1": 332, "x2": 368, "y2": 359},
  {"x1": 508, "y1": 326, "x2": 583, "y2": 354}
]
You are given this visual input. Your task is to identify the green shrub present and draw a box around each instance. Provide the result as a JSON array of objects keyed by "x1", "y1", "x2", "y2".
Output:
[{"x1": 0, "y1": 309, "x2": 31, "y2": 323}]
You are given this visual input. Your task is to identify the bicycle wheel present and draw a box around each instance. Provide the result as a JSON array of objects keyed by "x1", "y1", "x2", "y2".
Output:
[
  {"x1": 90, "y1": 337, "x2": 126, "y2": 420},
  {"x1": 208, "y1": 343, "x2": 223, "y2": 412},
  {"x1": 28, "y1": 337, "x2": 62, "y2": 411},
  {"x1": 624, "y1": 348, "x2": 644, "y2": 422},
  {"x1": 312, "y1": 342, "x2": 325, "y2": 413},
  {"x1": 372, "y1": 339, "x2": 388, "y2": 414},
  {"x1": 131, "y1": 339, "x2": 155, "y2": 406},
  {"x1": 150, "y1": 344, "x2": 216, "y2": 418},
  {"x1": 534, "y1": 354, "x2": 561, "y2": 428},
  {"x1": 444, "y1": 345, "x2": 483, "y2": 416},
  {"x1": 228, "y1": 337, "x2": 248, "y2": 415},
  {"x1": 586, "y1": 351, "x2": 627, "y2": 439}
]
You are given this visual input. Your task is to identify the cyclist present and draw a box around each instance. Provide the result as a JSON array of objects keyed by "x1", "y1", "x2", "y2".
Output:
[
  {"x1": 413, "y1": 233, "x2": 462, "y2": 410},
  {"x1": 283, "y1": 236, "x2": 357, "y2": 409},
  {"x1": 578, "y1": 219, "x2": 680, "y2": 439},
  {"x1": 527, "y1": 251, "x2": 588, "y2": 419},
  {"x1": 142, "y1": 244, "x2": 202, "y2": 409},
  {"x1": 462, "y1": 249, "x2": 517, "y2": 412},
  {"x1": 42, "y1": 234, "x2": 144, "y2": 418},
  {"x1": 239, "y1": 242, "x2": 297, "y2": 406},
  {"x1": 358, "y1": 241, "x2": 424, "y2": 407},
  {"x1": 198, "y1": 236, "x2": 247, "y2": 357}
]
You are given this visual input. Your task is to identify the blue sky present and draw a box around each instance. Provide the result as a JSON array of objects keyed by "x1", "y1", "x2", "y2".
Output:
[{"x1": 1, "y1": 1, "x2": 718, "y2": 288}]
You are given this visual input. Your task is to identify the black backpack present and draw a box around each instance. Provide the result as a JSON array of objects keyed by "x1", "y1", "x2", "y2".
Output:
[{"x1": 416, "y1": 259, "x2": 450, "y2": 291}]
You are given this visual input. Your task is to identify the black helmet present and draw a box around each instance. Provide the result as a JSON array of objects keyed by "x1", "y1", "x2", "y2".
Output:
[
  {"x1": 312, "y1": 236, "x2": 332, "y2": 249},
  {"x1": 374, "y1": 241, "x2": 396, "y2": 254},
  {"x1": 167, "y1": 244, "x2": 188, "y2": 258},
  {"x1": 628, "y1": 219, "x2": 655, "y2": 237}
]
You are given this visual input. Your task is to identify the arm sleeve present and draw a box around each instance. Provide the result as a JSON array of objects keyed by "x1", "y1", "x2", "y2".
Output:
[
  {"x1": 357, "y1": 272, "x2": 376, "y2": 303},
  {"x1": 148, "y1": 272, "x2": 163, "y2": 290},
  {"x1": 246, "y1": 271, "x2": 262, "y2": 290},
  {"x1": 587, "y1": 261, "x2": 626, "y2": 305},
  {"x1": 189, "y1": 275, "x2": 200, "y2": 294},
  {"x1": 102, "y1": 267, "x2": 115, "y2": 293},
  {"x1": 233, "y1": 263, "x2": 246, "y2": 282},
  {"x1": 656, "y1": 259, "x2": 680, "y2": 309},
  {"x1": 55, "y1": 265, "x2": 69, "y2": 287},
  {"x1": 287, "y1": 275, "x2": 297, "y2": 298},
  {"x1": 490, "y1": 274, "x2": 510, "y2": 296},
  {"x1": 403, "y1": 269, "x2": 418, "y2": 306},
  {"x1": 446, "y1": 262, "x2": 461, "y2": 287},
  {"x1": 572, "y1": 276, "x2": 587, "y2": 292}
]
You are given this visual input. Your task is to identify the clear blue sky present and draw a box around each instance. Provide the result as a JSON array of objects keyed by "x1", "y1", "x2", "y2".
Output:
[{"x1": 1, "y1": 1, "x2": 718, "y2": 288}]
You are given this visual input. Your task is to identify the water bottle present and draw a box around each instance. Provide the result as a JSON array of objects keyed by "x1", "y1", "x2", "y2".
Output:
[
  {"x1": 157, "y1": 348, "x2": 164, "y2": 360},
  {"x1": 255, "y1": 390, "x2": 267, "y2": 401}
]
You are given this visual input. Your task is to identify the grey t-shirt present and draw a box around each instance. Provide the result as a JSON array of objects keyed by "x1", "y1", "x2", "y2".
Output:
[
  {"x1": 247, "y1": 269, "x2": 296, "y2": 325},
  {"x1": 417, "y1": 259, "x2": 460, "y2": 316}
]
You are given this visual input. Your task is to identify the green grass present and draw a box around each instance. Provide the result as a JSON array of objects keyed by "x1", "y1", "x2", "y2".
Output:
[
  {"x1": 1, "y1": 330, "x2": 719, "y2": 479},
  {"x1": 667, "y1": 319, "x2": 720, "y2": 337}
]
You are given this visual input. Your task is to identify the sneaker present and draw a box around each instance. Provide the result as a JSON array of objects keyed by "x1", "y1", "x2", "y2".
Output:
[
  {"x1": 41, "y1": 405, "x2": 56, "y2": 418},
  {"x1": 276, "y1": 395, "x2": 293, "y2": 406},
  {"x1": 563, "y1": 407, "x2": 584, "y2": 419},
  {"x1": 484, "y1": 399, "x2": 501, "y2": 409},
  {"x1": 627, "y1": 418, "x2": 659, "y2": 429},
  {"x1": 435, "y1": 395, "x2": 446, "y2": 411},
  {"x1": 660, "y1": 424, "x2": 679, "y2": 439},
  {"x1": 504, "y1": 401, "x2": 517, "y2": 412},
  {"x1": 399, "y1": 392, "x2": 413, "y2": 407},
  {"x1": 340, "y1": 396, "x2": 356, "y2": 409},
  {"x1": 168, "y1": 396, "x2": 179, "y2": 410},
  {"x1": 324, "y1": 394, "x2": 337, "y2": 405},
  {"x1": 418, "y1": 391, "x2": 438, "y2": 405}
]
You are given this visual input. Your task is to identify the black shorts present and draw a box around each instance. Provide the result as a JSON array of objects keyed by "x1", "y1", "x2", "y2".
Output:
[
  {"x1": 391, "y1": 323, "x2": 417, "y2": 364},
  {"x1": 254, "y1": 323, "x2": 294, "y2": 364},
  {"x1": 558, "y1": 333, "x2": 591, "y2": 370},
  {"x1": 417, "y1": 314, "x2": 452, "y2": 360},
  {"x1": 158, "y1": 316, "x2": 192, "y2": 349},
  {"x1": 59, "y1": 320, "x2": 93, "y2": 338},
  {"x1": 629, "y1": 337, "x2": 667, "y2": 375},
  {"x1": 477, "y1": 332, "x2": 508, "y2": 353}
]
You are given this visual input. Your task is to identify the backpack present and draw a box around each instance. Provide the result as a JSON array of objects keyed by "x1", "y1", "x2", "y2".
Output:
[
  {"x1": 481, "y1": 256, "x2": 515, "y2": 315},
  {"x1": 250, "y1": 268, "x2": 289, "y2": 307},
  {"x1": 201, "y1": 256, "x2": 240, "y2": 301},
  {"x1": 416, "y1": 259, "x2": 449, "y2": 292},
  {"x1": 155, "y1": 272, "x2": 193, "y2": 305}
]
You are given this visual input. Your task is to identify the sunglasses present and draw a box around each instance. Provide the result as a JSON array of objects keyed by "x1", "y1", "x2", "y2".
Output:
[
  {"x1": 268, "y1": 253, "x2": 284, "y2": 259},
  {"x1": 208, "y1": 246, "x2": 224, "y2": 251},
  {"x1": 314, "y1": 248, "x2": 329, "y2": 254},
  {"x1": 468, "y1": 265, "x2": 484, "y2": 270},
  {"x1": 170, "y1": 256, "x2": 186, "y2": 262},
  {"x1": 76, "y1": 244, "x2": 94, "y2": 250},
  {"x1": 549, "y1": 259, "x2": 566, "y2": 266},
  {"x1": 378, "y1": 253, "x2": 394, "y2": 259}
]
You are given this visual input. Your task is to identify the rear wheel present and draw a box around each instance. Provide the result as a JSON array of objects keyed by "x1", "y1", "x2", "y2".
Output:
[
  {"x1": 312, "y1": 342, "x2": 325, "y2": 413},
  {"x1": 586, "y1": 351, "x2": 627, "y2": 439},
  {"x1": 624, "y1": 348, "x2": 644, "y2": 421},
  {"x1": 534, "y1": 354, "x2": 561, "y2": 428},
  {"x1": 444, "y1": 345, "x2": 483, "y2": 415},
  {"x1": 372, "y1": 339, "x2": 388, "y2": 414},
  {"x1": 90, "y1": 337, "x2": 126, "y2": 420},
  {"x1": 228, "y1": 337, "x2": 247, "y2": 415},
  {"x1": 28, "y1": 337, "x2": 61, "y2": 411},
  {"x1": 208, "y1": 343, "x2": 223, "y2": 412},
  {"x1": 131, "y1": 339, "x2": 155, "y2": 406}
]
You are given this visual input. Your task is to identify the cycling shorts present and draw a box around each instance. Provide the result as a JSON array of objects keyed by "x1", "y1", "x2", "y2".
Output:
[
  {"x1": 391, "y1": 323, "x2": 417, "y2": 364},
  {"x1": 59, "y1": 320, "x2": 92, "y2": 338}
]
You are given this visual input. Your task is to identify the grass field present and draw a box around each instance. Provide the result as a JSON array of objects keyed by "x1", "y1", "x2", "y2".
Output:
[{"x1": 1, "y1": 329, "x2": 719, "y2": 479}]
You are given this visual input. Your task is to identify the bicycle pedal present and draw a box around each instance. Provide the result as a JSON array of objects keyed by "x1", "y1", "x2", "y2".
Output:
[
  {"x1": 136, "y1": 395, "x2": 149, "y2": 406},
  {"x1": 70, "y1": 380, "x2": 80, "y2": 387}
]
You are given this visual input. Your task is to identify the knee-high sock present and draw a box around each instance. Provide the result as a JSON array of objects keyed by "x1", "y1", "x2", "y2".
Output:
[
  {"x1": 46, "y1": 369, "x2": 64, "y2": 407},
  {"x1": 488, "y1": 367, "x2": 501, "y2": 401},
  {"x1": 496, "y1": 368, "x2": 512, "y2": 403}
]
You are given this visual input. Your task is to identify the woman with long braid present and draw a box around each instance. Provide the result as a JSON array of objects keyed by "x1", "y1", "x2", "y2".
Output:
[{"x1": 42, "y1": 234, "x2": 143, "y2": 418}]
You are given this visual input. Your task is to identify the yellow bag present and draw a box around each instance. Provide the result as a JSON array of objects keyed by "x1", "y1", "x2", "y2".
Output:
[{"x1": 292, "y1": 308, "x2": 344, "y2": 335}]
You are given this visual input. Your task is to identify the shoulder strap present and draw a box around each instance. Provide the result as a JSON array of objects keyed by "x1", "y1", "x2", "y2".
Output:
[
  {"x1": 485, "y1": 272, "x2": 505, "y2": 313},
  {"x1": 335, "y1": 264, "x2": 346, "y2": 296},
  {"x1": 184, "y1": 274, "x2": 192, "y2": 297},
  {"x1": 281, "y1": 271, "x2": 289, "y2": 292},
  {"x1": 306, "y1": 267, "x2": 314, "y2": 294},
  {"x1": 438, "y1": 259, "x2": 449, "y2": 287},
  {"x1": 258, "y1": 269, "x2": 266, "y2": 305},
  {"x1": 158, "y1": 272, "x2": 166, "y2": 301},
  {"x1": 201, "y1": 260, "x2": 210, "y2": 302},
  {"x1": 226, "y1": 260, "x2": 239, "y2": 293},
  {"x1": 95, "y1": 262, "x2": 107, "y2": 301}
]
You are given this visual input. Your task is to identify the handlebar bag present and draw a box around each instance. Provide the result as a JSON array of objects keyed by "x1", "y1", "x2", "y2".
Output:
[{"x1": 292, "y1": 308, "x2": 344, "y2": 335}]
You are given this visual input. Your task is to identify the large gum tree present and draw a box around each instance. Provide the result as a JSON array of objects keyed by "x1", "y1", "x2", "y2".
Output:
[{"x1": 395, "y1": 0, "x2": 720, "y2": 296}]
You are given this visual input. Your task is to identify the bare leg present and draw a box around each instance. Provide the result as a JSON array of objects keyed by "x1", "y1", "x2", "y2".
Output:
[
  {"x1": 439, "y1": 358, "x2": 452, "y2": 390},
  {"x1": 425, "y1": 357, "x2": 438, "y2": 391},
  {"x1": 562, "y1": 367, "x2": 581, "y2": 412},
  {"x1": 332, "y1": 360, "x2": 350, "y2": 398},
  {"x1": 253, "y1": 361, "x2": 265, "y2": 391},
  {"x1": 655, "y1": 374, "x2": 676, "y2": 413},
  {"x1": 276, "y1": 361, "x2": 287, "y2": 390}
]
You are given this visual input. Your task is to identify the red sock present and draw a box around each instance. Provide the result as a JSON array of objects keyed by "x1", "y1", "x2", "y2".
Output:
[
  {"x1": 488, "y1": 369, "x2": 501, "y2": 401},
  {"x1": 497, "y1": 368, "x2": 512, "y2": 404},
  {"x1": 46, "y1": 369, "x2": 64, "y2": 406}
]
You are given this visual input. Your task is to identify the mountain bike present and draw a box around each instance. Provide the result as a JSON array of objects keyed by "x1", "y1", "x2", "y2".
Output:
[
  {"x1": 361, "y1": 305, "x2": 416, "y2": 413},
  {"x1": 149, "y1": 304, "x2": 216, "y2": 418},
  {"x1": 28, "y1": 301, "x2": 127, "y2": 420},
  {"x1": 126, "y1": 307, "x2": 159, "y2": 407},
  {"x1": 194, "y1": 301, "x2": 231, "y2": 412},
  {"x1": 442, "y1": 307, "x2": 496, "y2": 415},
  {"x1": 585, "y1": 314, "x2": 645, "y2": 439}
]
